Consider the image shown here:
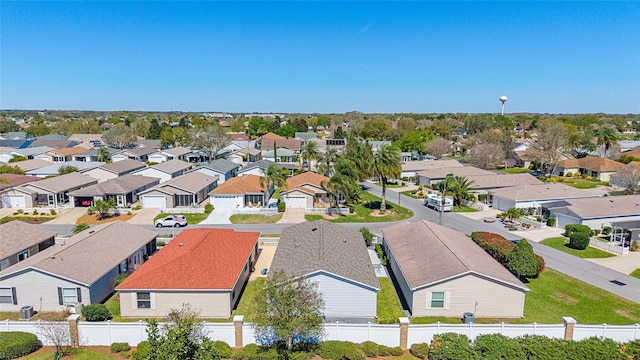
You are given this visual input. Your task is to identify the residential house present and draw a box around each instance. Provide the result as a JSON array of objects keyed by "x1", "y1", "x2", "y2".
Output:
[
  {"x1": 262, "y1": 148, "x2": 296, "y2": 163},
  {"x1": 0, "y1": 221, "x2": 157, "y2": 312},
  {"x1": 147, "y1": 147, "x2": 194, "y2": 164},
  {"x1": 83, "y1": 159, "x2": 147, "y2": 183},
  {"x1": 70, "y1": 148, "x2": 100, "y2": 162},
  {"x1": 280, "y1": 172, "x2": 331, "y2": 209},
  {"x1": 381, "y1": 220, "x2": 529, "y2": 318},
  {"x1": 138, "y1": 171, "x2": 218, "y2": 208},
  {"x1": 488, "y1": 183, "x2": 603, "y2": 212},
  {"x1": 511, "y1": 150, "x2": 535, "y2": 169},
  {"x1": 132, "y1": 159, "x2": 193, "y2": 183},
  {"x1": 400, "y1": 159, "x2": 463, "y2": 180},
  {"x1": 67, "y1": 134, "x2": 104, "y2": 149},
  {"x1": 209, "y1": 174, "x2": 271, "y2": 209},
  {"x1": 111, "y1": 147, "x2": 156, "y2": 162},
  {"x1": 294, "y1": 132, "x2": 317, "y2": 144},
  {"x1": 466, "y1": 173, "x2": 543, "y2": 191},
  {"x1": 610, "y1": 161, "x2": 640, "y2": 189},
  {"x1": 116, "y1": 228, "x2": 259, "y2": 319},
  {"x1": 25, "y1": 161, "x2": 104, "y2": 178},
  {"x1": 0, "y1": 174, "x2": 41, "y2": 208},
  {"x1": 34, "y1": 147, "x2": 91, "y2": 163},
  {"x1": 0, "y1": 140, "x2": 31, "y2": 149},
  {"x1": 6, "y1": 159, "x2": 51, "y2": 173},
  {"x1": 226, "y1": 147, "x2": 262, "y2": 165},
  {"x1": 549, "y1": 195, "x2": 640, "y2": 230},
  {"x1": 28, "y1": 139, "x2": 77, "y2": 149},
  {"x1": 270, "y1": 221, "x2": 380, "y2": 318},
  {"x1": 237, "y1": 160, "x2": 296, "y2": 177},
  {"x1": 0, "y1": 147, "x2": 53, "y2": 163},
  {"x1": 416, "y1": 166, "x2": 494, "y2": 186},
  {"x1": 1, "y1": 172, "x2": 98, "y2": 208},
  {"x1": 0, "y1": 221, "x2": 56, "y2": 271},
  {"x1": 187, "y1": 159, "x2": 240, "y2": 185},
  {"x1": 553, "y1": 156, "x2": 626, "y2": 182},
  {"x1": 68, "y1": 174, "x2": 159, "y2": 208}
]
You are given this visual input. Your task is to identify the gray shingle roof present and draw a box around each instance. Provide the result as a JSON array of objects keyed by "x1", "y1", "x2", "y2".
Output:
[
  {"x1": 98, "y1": 159, "x2": 147, "y2": 175},
  {"x1": 150, "y1": 159, "x2": 193, "y2": 174},
  {"x1": 0, "y1": 221, "x2": 157, "y2": 285},
  {"x1": 381, "y1": 220, "x2": 528, "y2": 291},
  {"x1": 141, "y1": 171, "x2": 218, "y2": 195},
  {"x1": 0, "y1": 221, "x2": 57, "y2": 259},
  {"x1": 401, "y1": 160, "x2": 463, "y2": 172},
  {"x1": 487, "y1": 183, "x2": 597, "y2": 201},
  {"x1": 21, "y1": 172, "x2": 98, "y2": 193},
  {"x1": 270, "y1": 220, "x2": 380, "y2": 290},
  {"x1": 202, "y1": 159, "x2": 240, "y2": 173},
  {"x1": 68, "y1": 174, "x2": 159, "y2": 196},
  {"x1": 25, "y1": 161, "x2": 104, "y2": 176},
  {"x1": 416, "y1": 166, "x2": 494, "y2": 179},
  {"x1": 466, "y1": 173, "x2": 543, "y2": 190},
  {"x1": 552, "y1": 195, "x2": 640, "y2": 219}
]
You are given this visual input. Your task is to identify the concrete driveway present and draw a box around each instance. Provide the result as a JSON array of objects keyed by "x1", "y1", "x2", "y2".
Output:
[
  {"x1": 127, "y1": 208, "x2": 160, "y2": 225},
  {"x1": 276, "y1": 208, "x2": 305, "y2": 224},
  {"x1": 46, "y1": 208, "x2": 87, "y2": 225},
  {"x1": 199, "y1": 208, "x2": 233, "y2": 225}
]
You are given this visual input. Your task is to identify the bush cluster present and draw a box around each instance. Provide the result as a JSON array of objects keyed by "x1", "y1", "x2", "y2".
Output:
[
  {"x1": 0, "y1": 332, "x2": 40, "y2": 360},
  {"x1": 564, "y1": 224, "x2": 591, "y2": 237},
  {"x1": 81, "y1": 303, "x2": 111, "y2": 321},
  {"x1": 204, "y1": 204, "x2": 214, "y2": 214},
  {"x1": 471, "y1": 232, "x2": 545, "y2": 277},
  {"x1": 232, "y1": 343, "x2": 280, "y2": 360},
  {"x1": 569, "y1": 232, "x2": 590, "y2": 250},
  {"x1": 602, "y1": 226, "x2": 612, "y2": 236},
  {"x1": 358, "y1": 341, "x2": 402, "y2": 357},
  {"x1": 110, "y1": 342, "x2": 131, "y2": 353},
  {"x1": 409, "y1": 342, "x2": 429, "y2": 359},
  {"x1": 277, "y1": 201, "x2": 286, "y2": 213},
  {"x1": 318, "y1": 341, "x2": 366, "y2": 360}
]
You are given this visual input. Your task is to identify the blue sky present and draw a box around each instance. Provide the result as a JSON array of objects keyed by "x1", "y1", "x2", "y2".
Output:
[{"x1": 1, "y1": 1, "x2": 639, "y2": 114}]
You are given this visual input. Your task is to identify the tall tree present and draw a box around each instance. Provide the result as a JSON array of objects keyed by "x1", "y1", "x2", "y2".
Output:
[
  {"x1": 593, "y1": 126, "x2": 618, "y2": 158},
  {"x1": 467, "y1": 143, "x2": 505, "y2": 169},
  {"x1": 299, "y1": 141, "x2": 321, "y2": 172},
  {"x1": 97, "y1": 147, "x2": 110, "y2": 163},
  {"x1": 188, "y1": 124, "x2": 230, "y2": 162},
  {"x1": 343, "y1": 135, "x2": 373, "y2": 181},
  {"x1": 369, "y1": 144, "x2": 401, "y2": 211},
  {"x1": 528, "y1": 118, "x2": 568, "y2": 174},
  {"x1": 317, "y1": 148, "x2": 338, "y2": 177},
  {"x1": 249, "y1": 271, "x2": 324, "y2": 351},
  {"x1": 434, "y1": 174, "x2": 456, "y2": 225},
  {"x1": 424, "y1": 138, "x2": 451, "y2": 159},
  {"x1": 0, "y1": 118, "x2": 20, "y2": 133},
  {"x1": 615, "y1": 164, "x2": 640, "y2": 194},
  {"x1": 259, "y1": 164, "x2": 287, "y2": 198},
  {"x1": 147, "y1": 118, "x2": 163, "y2": 139},
  {"x1": 103, "y1": 124, "x2": 137, "y2": 149},
  {"x1": 449, "y1": 176, "x2": 475, "y2": 207},
  {"x1": 323, "y1": 158, "x2": 362, "y2": 207}
]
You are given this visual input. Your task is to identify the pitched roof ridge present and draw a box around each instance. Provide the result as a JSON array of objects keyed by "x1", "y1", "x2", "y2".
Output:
[
  {"x1": 423, "y1": 220, "x2": 470, "y2": 270},
  {"x1": 190, "y1": 231, "x2": 210, "y2": 250}
]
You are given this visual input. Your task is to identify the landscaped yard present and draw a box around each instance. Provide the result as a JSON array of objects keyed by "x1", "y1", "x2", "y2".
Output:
[
  {"x1": 305, "y1": 192, "x2": 413, "y2": 223},
  {"x1": 400, "y1": 190, "x2": 423, "y2": 199},
  {"x1": 230, "y1": 214, "x2": 283, "y2": 224},
  {"x1": 540, "y1": 237, "x2": 616, "y2": 259},
  {"x1": 23, "y1": 348, "x2": 127, "y2": 359},
  {"x1": 546, "y1": 177, "x2": 609, "y2": 189},
  {"x1": 630, "y1": 269, "x2": 640, "y2": 279},
  {"x1": 453, "y1": 206, "x2": 478, "y2": 213},
  {"x1": 376, "y1": 278, "x2": 405, "y2": 324},
  {"x1": 0, "y1": 215, "x2": 55, "y2": 224},
  {"x1": 412, "y1": 269, "x2": 640, "y2": 325},
  {"x1": 153, "y1": 212, "x2": 210, "y2": 224},
  {"x1": 231, "y1": 278, "x2": 263, "y2": 321},
  {"x1": 76, "y1": 212, "x2": 136, "y2": 225},
  {"x1": 496, "y1": 168, "x2": 531, "y2": 174},
  {"x1": 374, "y1": 181, "x2": 404, "y2": 188}
]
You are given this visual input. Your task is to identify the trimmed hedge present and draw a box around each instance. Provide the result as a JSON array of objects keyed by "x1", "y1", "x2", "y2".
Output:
[
  {"x1": 569, "y1": 232, "x2": 590, "y2": 250},
  {"x1": 429, "y1": 333, "x2": 476, "y2": 360},
  {"x1": 518, "y1": 335, "x2": 567, "y2": 360},
  {"x1": 0, "y1": 332, "x2": 40, "y2": 360},
  {"x1": 409, "y1": 342, "x2": 429, "y2": 359},
  {"x1": 471, "y1": 231, "x2": 545, "y2": 277},
  {"x1": 232, "y1": 344, "x2": 280, "y2": 360},
  {"x1": 474, "y1": 334, "x2": 526, "y2": 359},
  {"x1": 318, "y1": 341, "x2": 366, "y2": 360},
  {"x1": 565, "y1": 224, "x2": 591, "y2": 237},
  {"x1": 132, "y1": 341, "x2": 151, "y2": 360},
  {"x1": 110, "y1": 342, "x2": 131, "y2": 353},
  {"x1": 358, "y1": 341, "x2": 402, "y2": 357},
  {"x1": 82, "y1": 303, "x2": 111, "y2": 321}
]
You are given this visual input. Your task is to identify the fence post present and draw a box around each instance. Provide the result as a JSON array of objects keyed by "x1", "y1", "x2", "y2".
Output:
[
  {"x1": 67, "y1": 315, "x2": 81, "y2": 348},
  {"x1": 563, "y1": 317, "x2": 576, "y2": 341},
  {"x1": 399, "y1": 317, "x2": 409, "y2": 350},
  {"x1": 233, "y1": 315, "x2": 244, "y2": 349}
]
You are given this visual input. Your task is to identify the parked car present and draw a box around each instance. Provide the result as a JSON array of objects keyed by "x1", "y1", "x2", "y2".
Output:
[
  {"x1": 155, "y1": 214, "x2": 187, "y2": 228},
  {"x1": 529, "y1": 170, "x2": 544, "y2": 176}
]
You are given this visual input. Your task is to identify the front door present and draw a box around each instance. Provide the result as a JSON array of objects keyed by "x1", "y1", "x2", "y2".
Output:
[
  {"x1": 117, "y1": 195, "x2": 125, "y2": 207},
  {"x1": 47, "y1": 194, "x2": 55, "y2": 206}
]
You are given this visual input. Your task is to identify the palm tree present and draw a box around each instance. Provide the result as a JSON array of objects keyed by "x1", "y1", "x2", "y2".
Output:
[
  {"x1": 506, "y1": 207, "x2": 522, "y2": 222},
  {"x1": 369, "y1": 144, "x2": 401, "y2": 212},
  {"x1": 299, "y1": 141, "x2": 321, "y2": 172},
  {"x1": 343, "y1": 135, "x2": 373, "y2": 181},
  {"x1": 323, "y1": 158, "x2": 362, "y2": 207},
  {"x1": 449, "y1": 176, "x2": 476, "y2": 207},
  {"x1": 434, "y1": 174, "x2": 457, "y2": 225},
  {"x1": 317, "y1": 148, "x2": 338, "y2": 177},
  {"x1": 97, "y1": 147, "x2": 111, "y2": 163},
  {"x1": 259, "y1": 164, "x2": 287, "y2": 200},
  {"x1": 593, "y1": 126, "x2": 618, "y2": 158}
]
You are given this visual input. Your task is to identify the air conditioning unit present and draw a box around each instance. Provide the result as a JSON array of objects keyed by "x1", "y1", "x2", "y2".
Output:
[{"x1": 65, "y1": 302, "x2": 84, "y2": 314}]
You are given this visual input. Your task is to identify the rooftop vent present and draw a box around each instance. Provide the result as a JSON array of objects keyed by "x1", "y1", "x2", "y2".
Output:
[
  {"x1": 179, "y1": 243, "x2": 184, "y2": 247},
  {"x1": 295, "y1": 243, "x2": 300, "y2": 248},
  {"x1": 342, "y1": 239, "x2": 347, "y2": 243},
  {"x1": 311, "y1": 227, "x2": 318, "y2": 231}
]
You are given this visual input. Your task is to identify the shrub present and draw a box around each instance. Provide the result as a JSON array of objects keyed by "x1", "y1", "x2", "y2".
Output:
[
  {"x1": 477, "y1": 193, "x2": 488, "y2": 202},
  {"x1": 111, "y1": 342, "x2": 131, "y2": 353},
  {"x1": 359, "y1": 227, "x2": 374, "y2": 247},
  {"x1": 602, "y1": 226, "x2": 612, "y2": 236},
  {"x1": 232, "y1": 344, "x2": 279, "y2": 360},
  {"x1": 565, "y1": 171, "x2": 573, "y2": 177},
  {"x1": 113, "y1": 273, "x2": 129, "y2": 287},
  {"x1": 50, "y1": 208, "x2": 56, "y2": 215},
  {"x1": 277, "y1": 201, "x2": 285, "y2": 213},
  {"x1": 196, "y1": 339, "x2": 232, "y2": 359},
  {"x1": 429, "y1": 333, "x2": 476, "y2": 360},
  {"x1": 410, "y1": 343, "x2": 429, "y2": 359},
  {"x1": 518, "y1": 335, "x2": 567, "y2": 360},
  {"x1": 132, "y1": 341, "x2": 151, "y2": 360},
  {"x1": 631, "y1": 240, "x2": 639, "y2": 252},
  {"x1": 17, "y1": 209, "x2": 23, "y2": 214},
  {"x1": 534, "y1": 254, "x2": 546, "y2": 275},
  {"x1": 625, "y1": 339, "x2": 640, "y2": 358},
  {"x1": 547, "y1": 217, "x2": 556, "y2": 227},
  {"x1": 375, "y1": 243, "x2": 387, "y2": 265},
  {"x1": 569, "y1": 232, "x2": 590, "y2": 250},
  {"x1": 32, "y1": 210, "x2": 38, "y2": 215},
  {"x1": 565, "y1": 224, "x2": 591, "y2": 237},
  {"x1": 204, "y1": 203, "x2": 214, "y2": 214},
  {"x1": 470, "y1": 231, "x2": 514, "y2": 265},
  {"x1": 156, "y1": 240, "x2": 166, "y2": 247},
  {"x1": 360, "y1": 341, "x2": 384, "y2": 357},
  {"x1": 318, "y1": 341, "x2": 366, "y2": 360},
  {"x1": 81, "y1": 303, "x2": 111, "y2": 321},
  {"x1": 567, "y1": 336, "x2": 622, "y2": 360},
  {"x1": 0, "y1": 332, "x2": 40, "y2": 360},
  {"x1": 474, "y1": 334, "x2": 526, "y2": 360},
  {"x1": 390, "y1": 346, "x2": 403, "y2": 356},
  {"x1": 132, "y1": 204, "x2": 142, "y2": 211},
  {"x1": 506, "y1": 239, "x2": 538, "y2": 279}
]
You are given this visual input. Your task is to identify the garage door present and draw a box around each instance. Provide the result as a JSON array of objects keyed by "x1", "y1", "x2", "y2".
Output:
[
  {"x1": 557, "y1": 214, "x2": 578, "y2": 230},
  {"x1": 142, "y1": 195, "x2": 166, "y2": 209},
  {"x1": 212, "y1": 195, "x2": 236, "y2": 209},
  {"x1": 285, "y1": 196, "x2": 307, "y2": 209},
  {"x1": 2, "y1": 195, "x2": 25, "y2": 209}
]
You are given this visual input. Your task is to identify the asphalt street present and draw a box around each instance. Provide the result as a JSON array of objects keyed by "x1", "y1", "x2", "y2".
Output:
[{"x1": 40, "y1": 182, "x2": 640, "y2": 303}]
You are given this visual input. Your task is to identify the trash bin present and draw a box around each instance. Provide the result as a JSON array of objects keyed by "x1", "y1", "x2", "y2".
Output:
[
  {"x1": 20, "y1": 305, "x2": 34, "y2": 320},
  {"x1": 462, "y1": 312, "x2": 475, "y2": 324},
  {"x1": 261, "y1": 268, "x2": 269, "y2": 275}
]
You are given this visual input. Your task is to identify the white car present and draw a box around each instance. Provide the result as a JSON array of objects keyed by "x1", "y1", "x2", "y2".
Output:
[{"x1": 155, "y1": 214, "x2": 187, "y2": 228}]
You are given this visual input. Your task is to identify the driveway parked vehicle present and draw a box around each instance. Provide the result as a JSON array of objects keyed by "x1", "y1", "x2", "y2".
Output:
[{"x1": 155, "y1": 214, "x2": 187, "y2": 227}]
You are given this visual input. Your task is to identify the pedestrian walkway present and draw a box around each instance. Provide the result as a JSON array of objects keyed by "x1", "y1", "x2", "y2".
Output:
[{"x1": 276, "y1": 208, "x2": 305, "y2": 224}]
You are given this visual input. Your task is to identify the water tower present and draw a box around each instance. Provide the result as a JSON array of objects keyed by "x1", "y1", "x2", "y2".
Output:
[{"x1": 499, "y1": 96, "x2": 508, "y2": 116}]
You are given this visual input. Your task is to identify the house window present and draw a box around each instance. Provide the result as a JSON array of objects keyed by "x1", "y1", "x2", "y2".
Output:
[
  {"x1": 137, "y1": 292, "x2": 151, "y2": 308},
  {"x1": 17, "y1": 250, "x2": 30, "y2": 262},
  {"x1": 62, "y1": 288, "x2": 78, "y2": 304},
  {"x1": 0, "y1": 288, "x2": 14, "y2": 304},
  {"x1": 430, "y1": 292, "x2": 445, "y2": 309}
]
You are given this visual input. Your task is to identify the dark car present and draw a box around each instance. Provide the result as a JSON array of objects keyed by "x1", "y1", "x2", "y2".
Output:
[{"x1": 529, "y1": 170, "x2": 544, "y2": 176}]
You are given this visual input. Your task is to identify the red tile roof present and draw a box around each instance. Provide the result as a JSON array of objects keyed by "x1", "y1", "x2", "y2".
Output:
[
  {"x1": 116, "y1": 229, "x2": 259, "y2": 290},
  {"x1": 556, "y1": 156, "x2": 626, "y2": 172},
  {"x1": 282, "y1": 172, "x2": 329, "y2": 195},
  {"x1": 259, "y1": 132, "x2": 286, "y2": 141},
  {"x1": 260, "y1": 139, "x2": 302, "y2": 151},
  {"x1": 209, "y1": 174, "x2": 266, "y2": 195}
]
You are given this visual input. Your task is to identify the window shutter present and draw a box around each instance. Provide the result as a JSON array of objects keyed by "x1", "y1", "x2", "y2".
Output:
[
  {"x1": 150, "y1": 292, "x2": 156, "y2": 310},
  {"x1": 76, "y1": 288, "x2": 82, "y2": 303},
  {"x1": 444, "y1": 291, "x2": 451, "y2": 310},
  {"x1": 131, "y1": 292, "x2": 138, "y2": 310},
  {"x1": 425, "y1": 291, "x2": 432, "y2": 309},
  {"x1": 57, "y1": 287, "x2": 63, "y2": 305},
  {"x1": 11, "y1": 287, "x2": 17, "y2": 305}
]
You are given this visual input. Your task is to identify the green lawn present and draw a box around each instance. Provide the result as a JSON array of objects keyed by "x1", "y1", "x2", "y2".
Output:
[
  {"x1": 153, "y1": 212, "x2": 209, "y2": 224},
  {"x1": 453, "y1": 206, "x2": 478, "y2": 213},
  {"x1": 496, "y1": 168, "x2": 531, "y2": 174},
  {"x1": 231, "y1": 278, "x2": 263, "y2": 322},
  {"x1": 630, "y1": 269, "x2": 640, "y2": 279},
  {"x1": 541, "y1": 237, "x2": 615, "y2": 259},
  {"x1": 230, "y1": 214, "x2": 283, "y2": 224},
  {"x1": 305, "y1": 192, "x2": 413, "y2": 223},
  {"x1": 376, "y1": 278, "x2": 405, "y2": 324},
  {"x1": 400, "y1": 190, "x2": 423, "y2": 199},
  {"x1": 0, "y1": 216, "x2": 55, "y2": 224},
  {"x1": 23, "y1": 349, "x2": 119, "y2": 359},
  {"x1": 547, "y1": 178, "x2": 608, "y2": 189},
  {"x1": 412, "y1": 269, "x2": 640, "y2": 325}
]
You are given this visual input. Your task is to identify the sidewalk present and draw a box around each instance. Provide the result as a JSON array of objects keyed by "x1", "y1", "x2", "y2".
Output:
[
  {"x1": 276, "y1": 208, "x2": 305, "y2": 224},
  {"x1": 127, "y1": 208, "x2": 160, "y2": 225},
  {"x1": 46, "y1": 208, "x2": 86, "y2": 225}
]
